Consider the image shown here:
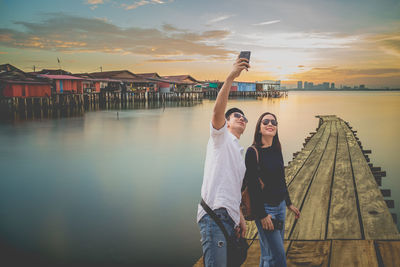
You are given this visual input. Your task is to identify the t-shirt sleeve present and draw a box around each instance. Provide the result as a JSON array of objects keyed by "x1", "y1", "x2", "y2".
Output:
[
  {"x1": 209, "y1": 121, "x2": 227, "y2": 147},
  {"x1": 245, "y1": 147, "x2": 268, "y2": 219}
]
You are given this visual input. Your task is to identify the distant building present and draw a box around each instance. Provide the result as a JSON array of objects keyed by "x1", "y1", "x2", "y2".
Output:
[
  {"x1": 0, "y1": 64, "x2": 52, "y2": 97},
  {"x1": 331, "y1": 83, "x2": 335, "y2": 89},
  {"x1": 322, "y1": 82, "x2": 330, "y2": 90},
  {"x1": 256, "y1": 80, "x2": 281, "y2": 91},
  {"x1": 297, "y1": 81, "x2": 303, "y2": 89},
  {"x1": 359, "y1": 84, "x2": 365, "y2": 89}
]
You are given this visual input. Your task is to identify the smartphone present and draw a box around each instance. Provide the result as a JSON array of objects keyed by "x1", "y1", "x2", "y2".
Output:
[
  {"x1": 271, "y1": 218, "x2": 283, "y2": 230},
  {"x1": 239, "y1": 51, "x2": 251, "y2": 62}
]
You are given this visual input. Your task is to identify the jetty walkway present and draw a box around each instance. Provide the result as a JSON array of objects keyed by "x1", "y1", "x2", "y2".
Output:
[{"x1": 194, "y1": 115, "x2": 400, "y2": 266}]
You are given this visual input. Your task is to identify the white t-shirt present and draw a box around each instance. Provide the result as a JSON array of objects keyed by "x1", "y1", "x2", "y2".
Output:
[{"x1": 197, "y1": 121, "x2": 246, "y2": 227}]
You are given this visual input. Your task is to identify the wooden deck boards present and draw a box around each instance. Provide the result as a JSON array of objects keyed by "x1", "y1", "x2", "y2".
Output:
[
  {"x1": 290, "y1": 121, "x2": 338, "y2": 240},
  {"x1": 285, "y1": 121, "x2": 332, "y2": 239},
  {"x1": 327, "y1": 120, "x2": 361, "y2": 239},
  {"x1": 194, "y1": 115, "x2": 399, "y2": 266},
  {"x1": 341, "y1": 120, "x2": 400, "y2": 240}
]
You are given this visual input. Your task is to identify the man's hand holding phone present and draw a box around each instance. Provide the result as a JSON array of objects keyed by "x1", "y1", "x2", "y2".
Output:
[{"x1": 228, "y1": 55, "x2": 250, "y2": 81}]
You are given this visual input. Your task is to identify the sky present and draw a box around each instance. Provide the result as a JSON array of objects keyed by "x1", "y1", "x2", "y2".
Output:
[{"x1": 0, "y1": 0, "x2": 399, "y2": 88}]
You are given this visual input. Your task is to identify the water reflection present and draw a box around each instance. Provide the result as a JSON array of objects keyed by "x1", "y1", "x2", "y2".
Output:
[{"x1": 0, "y1": 92, "x2": 399, "y2": 266}]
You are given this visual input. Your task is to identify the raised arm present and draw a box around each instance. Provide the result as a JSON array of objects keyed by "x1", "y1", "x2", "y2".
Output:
[{"x1": 211, "y1": 57, "x2": 250, "y2": 130}]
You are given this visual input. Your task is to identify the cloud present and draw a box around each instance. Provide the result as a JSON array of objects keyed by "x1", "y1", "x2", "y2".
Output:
[
  {"x1": 252, "y1": 20, "x2": 281, "y2": 26},
  {"x1": 121, "y1": 0, "x2": 170, "y2": 10},
  {"x1": 208, "y1": 15, "x2": 235, "y2": 24},
  {"x1": 86, "y1": 0, "x2": 104, "y2": 4},
  {"x1": 289, "y1": 67, "x2": 400, "y2": 82},
  {"x1": 0, "y1": 51, "x2": 8, "y2": 54},
  {"x1": 236, "y1": 31, "x2": 359, "y2": 49},
  {"x1": 146, "y1": 58, "x2": 196, "y2": 63},
  {"x1": 0, "y1": 13, "x2": 233, "y2": 58},
  {"x1": 366, "y1": 32, "x2": 400, "y2": 57}
]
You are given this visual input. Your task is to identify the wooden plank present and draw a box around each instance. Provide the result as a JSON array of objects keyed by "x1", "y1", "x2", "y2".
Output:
[
  {"x1": 194, "y1": 240, "x2": 291, "y2": 266},
  {"x1": 327, "y1": 120, "x2": 361, "y2": 239},
  {"x1": 375, "y1": 241, "x2": 400, "y2": 267},
  {"x1": 286, "y1": 240, "x2": 331, "y2": 267},
  {"x1": 330, "y1": 240, "x2": 378, "y2": 267},
  {"x1": 290, "y1": 121, "x2": 338, "y2": 240},
  {"x1": 285, "y1": 122, "x2": 328, "y2": 185},
  {"x1": 342, "y1": 121, "x2": 400, "y2": 239},
  {"x1": 242, "y1": 240, "x2": 261, "y2": 266},
  {"x1": 285, "y1": 121, "x2": 332, "y2": 239}
]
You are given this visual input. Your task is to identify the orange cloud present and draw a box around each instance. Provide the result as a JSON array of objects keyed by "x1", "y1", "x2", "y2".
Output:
[{"x1": 0, "y1": 14, "x2": 233, "y2": 58}]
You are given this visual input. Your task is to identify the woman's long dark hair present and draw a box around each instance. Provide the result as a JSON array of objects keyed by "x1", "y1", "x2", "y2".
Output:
[{"x1": 252, "y1": 112, "x2": 282, "y2": 152}]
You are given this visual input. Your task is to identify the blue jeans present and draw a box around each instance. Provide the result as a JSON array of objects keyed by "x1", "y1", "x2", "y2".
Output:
[
  {"x1": 198, "y1": 208, "x2": 236, "y2": 267},
  {"x1": 255, "y1": 200, "x2": 287, "y2": 267}
]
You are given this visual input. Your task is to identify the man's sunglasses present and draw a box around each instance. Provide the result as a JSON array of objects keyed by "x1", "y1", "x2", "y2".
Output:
[
  {"x1": 262, "y1": 119, "x2": 278, "y2": 126},
  {"x1": 233, "y1": 112, "x2": 248, "y2": 123}
]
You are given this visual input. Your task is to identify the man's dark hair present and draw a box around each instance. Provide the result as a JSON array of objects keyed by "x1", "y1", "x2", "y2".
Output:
[{"x1": 225, "y1": 107, "x2": 244, "y2": 120}]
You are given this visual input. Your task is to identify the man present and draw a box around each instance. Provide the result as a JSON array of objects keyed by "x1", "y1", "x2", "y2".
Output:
[{"x1": 197, "y1": 57, "x2": 250, "y2": 266}]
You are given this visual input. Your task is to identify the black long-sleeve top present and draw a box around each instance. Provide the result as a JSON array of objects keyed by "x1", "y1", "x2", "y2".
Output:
[{"x1": 244, "y1": 146, "x2": 292, "y2": 219}]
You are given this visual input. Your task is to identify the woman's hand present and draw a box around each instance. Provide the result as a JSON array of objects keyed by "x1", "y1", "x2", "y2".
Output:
[
  {"x1": 261, "y1": 214, "x2": 274, "y2": 230},
  {"x1": 288, "y1": 205, "x2": 300, "y2": 219}
]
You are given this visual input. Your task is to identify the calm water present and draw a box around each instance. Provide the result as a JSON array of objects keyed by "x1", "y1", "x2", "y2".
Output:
[{"x1": 1, "y1": 91, "x2": 399, "y2": 266}]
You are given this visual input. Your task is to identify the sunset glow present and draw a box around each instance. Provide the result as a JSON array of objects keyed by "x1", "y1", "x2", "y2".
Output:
[{"x1": 0, "y1": 0, "x2": 399, "y2": 88}]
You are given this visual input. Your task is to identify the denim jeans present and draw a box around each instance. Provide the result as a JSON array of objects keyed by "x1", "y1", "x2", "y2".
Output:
[
  {"x1": 198, "y1": 208, "x2": 236, "y2": 267},
  {"x1": 255, "y1": 200, "x2": 287, "y2": 267}
]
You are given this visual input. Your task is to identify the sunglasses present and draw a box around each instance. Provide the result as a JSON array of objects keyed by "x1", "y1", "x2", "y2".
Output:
[
  {"x1": 233, "y1": 112, "x2": 248, "y2": 123},
  {"x1": 262, "y1": 119, "x2": 278, "y2": 126}
]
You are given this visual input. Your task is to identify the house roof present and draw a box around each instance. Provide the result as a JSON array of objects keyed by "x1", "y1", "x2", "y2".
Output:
[
  {"x1": 136, "y1": 73, "x2": 163, "y2": 79},
  {"x1": 30, "y1": 69, "x2": 72, "y2": 75},
  {"x1": 73, "y1": 73, "x2": 122, "y2": 83},
  {"x1": 38, "y1": 74, "x2": 84, "y2": 80},
  {"x1": 0, "y1": 63, "x2": 51, "y2": 84},
  {"x1": 162, "y1": 75, "x2": 201, "y2": 84},
  {"x1": 88, "y1": 70, "x2": 150, "y2": 83}
]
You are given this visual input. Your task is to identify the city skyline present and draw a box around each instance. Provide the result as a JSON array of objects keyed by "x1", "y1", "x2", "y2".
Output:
[{"x1": 0, "y1": 0, "x2": 399, "y2": 88}]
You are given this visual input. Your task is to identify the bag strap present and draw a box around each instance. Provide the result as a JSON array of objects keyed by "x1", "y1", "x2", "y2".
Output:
[
  {"x1": 250, "y1": 145, "x2": 261, "y2": 172},
  {"x1": 200, "y1": 199, "x2": 230, "y2": 240},
  {"x1": 251, "y1": 145, "x2": 259, "y2": 164},
  {"x1": 201, "y1": 199, "x2": 259, "y2": 245},
  {"x1": 251, "y1": 145, "x2": 265, "y2": 188}
]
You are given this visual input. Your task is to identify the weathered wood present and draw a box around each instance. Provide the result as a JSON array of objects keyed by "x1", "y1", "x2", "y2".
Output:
[
  {"x1": 330, "y1": 240, "x2": 378, "y2": 267},
  {"x1": 375, "y1": 241, "x2": 400, "y2": 267},
  {"x1": 371, "y1": 167, "x2": 381, "y2": 172},
  {"x1": 193, "y1": 240, "x2": 291, "y2": 267},
  {"x1": 286, "y1": 241, "x2": 331, "y2": 267},
  {"x1": 380, "y1": 189, "x2": 391, "y2": 197},
  {"x1": 385, "y1": 199, "x2": 394, "y2": 208},
  {"x1": 373, "y1": 171, "x2": 386, "y2": 177},
  {"x1": 341, "y1": 121, "x2": 400, "y2": 239},
  {"x1": 285, "y1": 121, "x2": 332, "y2": 239},
  {"x1": 241, "y1": 240, "x2": 291, "y2": 266},
  {"x1": 284, "y1": 122, "x2": 328, "y2": 185},
  {"x1": 392, "y1": 213, "x2": 397, "y2": 224},
  {"x1": 327, "y1": 120, "x2": 362, "y2": 239},
  {"x1": 290, "y1": 121, "x2": 338, "y2": 240}
]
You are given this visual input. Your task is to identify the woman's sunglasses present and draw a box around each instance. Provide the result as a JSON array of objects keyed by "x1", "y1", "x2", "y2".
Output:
[
  {"x1": 233, "y1": 112, "x2": 248, "y2": 123},
  {"x1": 262, "y1": 119, "x2": 278, "y2": 126}
]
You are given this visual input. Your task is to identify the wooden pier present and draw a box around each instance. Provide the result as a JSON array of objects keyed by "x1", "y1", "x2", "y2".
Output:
[
  {"x1": 194, "y1": 115, "x2": 400, "y2": 266},
  {"x1": 204, "y1": 90, "x2": 288, "y2": 98},
  {"x1": 0, "y1": 91, "x2": 204, "y2": 120}
]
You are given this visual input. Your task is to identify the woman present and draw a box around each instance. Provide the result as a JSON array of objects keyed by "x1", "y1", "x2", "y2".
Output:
[{"x1": 244, "y1": 112, "x2": 300, "y2": 267}]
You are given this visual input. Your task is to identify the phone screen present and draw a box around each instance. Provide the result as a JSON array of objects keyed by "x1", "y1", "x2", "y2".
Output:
[{"x1": 239, "y1": 51, "x2": 251, "y2": 62}]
